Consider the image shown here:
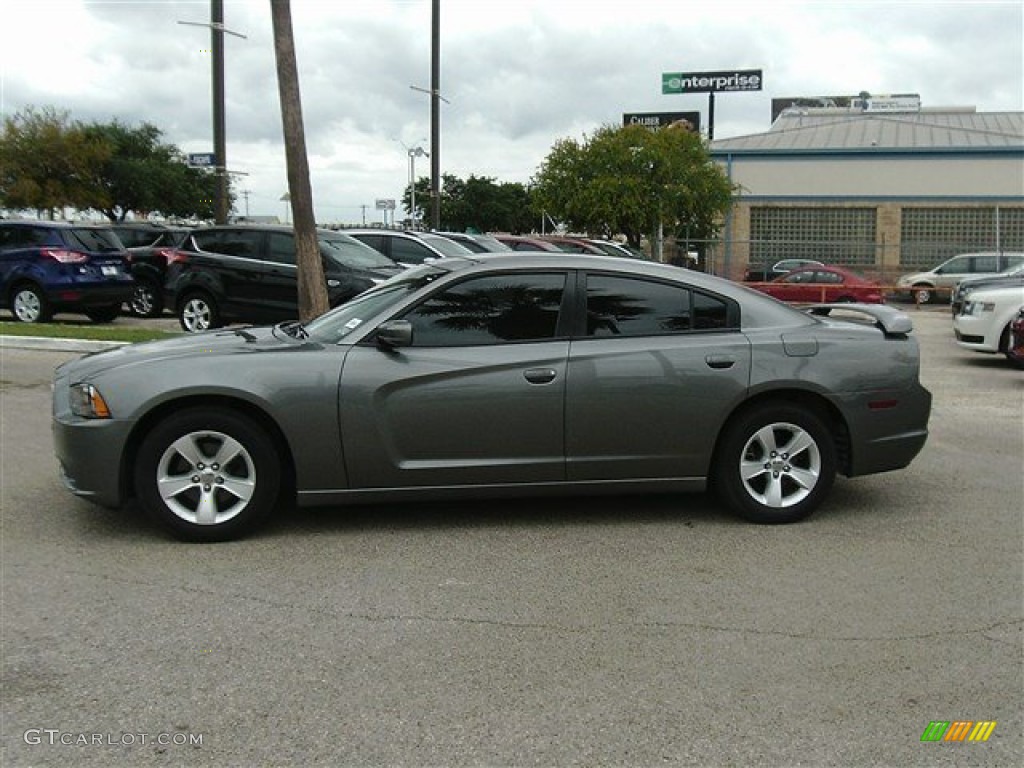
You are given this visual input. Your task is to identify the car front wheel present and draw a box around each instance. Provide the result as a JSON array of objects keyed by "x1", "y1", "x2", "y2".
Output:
[
  {"x1": 179, "y1": 291, "x2": 220, "y2": 333},
  {"x1": 134, "y1": 408, "x2": 281, "y2": 542},
  {"x1": 715, "y1": 403, "x2": 836, "y2": 524},
  {"x1": 10, "y1": 284, "x2": 51, "y2": 323}
]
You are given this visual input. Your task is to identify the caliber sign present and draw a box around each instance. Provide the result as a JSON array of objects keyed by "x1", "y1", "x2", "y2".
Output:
[{"x1": 662, "y1": 69, "x2": 763, "y2": 94}]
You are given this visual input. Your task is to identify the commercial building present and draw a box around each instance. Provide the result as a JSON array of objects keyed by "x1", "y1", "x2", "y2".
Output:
[{"x1": 708, "y1": 105, "x2": 1024, "y2": 279}]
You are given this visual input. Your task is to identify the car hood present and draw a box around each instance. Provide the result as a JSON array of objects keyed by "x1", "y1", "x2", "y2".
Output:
[{"x1": 59, "y1": 326, "x2": 298, "y2": 381}]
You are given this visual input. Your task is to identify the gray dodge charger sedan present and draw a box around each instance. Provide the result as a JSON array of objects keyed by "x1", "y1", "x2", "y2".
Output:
[{"x1": 52, "y1": 254, "x2": 931, "y2": 541}]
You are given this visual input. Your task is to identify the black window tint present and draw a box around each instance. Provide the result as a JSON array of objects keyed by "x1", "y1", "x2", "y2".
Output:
[
  {"x1": 390, "y1": 238, "x2": 433, "y2": 265},
  {"x1": 196, "y1": 230, "x2": 262, "y2": 258},
  {"x1": 586, "y1": 275, "x2": 691, "y2": 336},
  {"x1": 693, "y1": 291, "x2": 730, "y2": 329},
  {"x1": 402, "y1": 273, "x2": 566, "y2": 346},
  {"x1": 352, "y1": 234, "x2": 385, "y2": 253},
  {"x1": 64, "y1": 228, "x2": 123, "y2": 253},
  {"x1": 267, "y1": 233, "x2": 296, "y2": 265},
  {"x1": 0, "y1": 226, "x2": 47, "y2": 249},
  {"x1": 971, "y1": 255, "x2": 996, "y2": 273}
]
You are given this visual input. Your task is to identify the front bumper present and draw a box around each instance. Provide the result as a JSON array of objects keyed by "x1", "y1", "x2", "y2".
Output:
[{"x1": 52, "y1": 368, "x2": 132, "y2": 508}]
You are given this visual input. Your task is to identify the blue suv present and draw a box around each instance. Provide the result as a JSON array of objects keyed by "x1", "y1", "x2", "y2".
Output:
[{"x1": 0, "y1": 220, "x2": 135, "y2": 323}]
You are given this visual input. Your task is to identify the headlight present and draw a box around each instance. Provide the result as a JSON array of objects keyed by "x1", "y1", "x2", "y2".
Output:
[
  {"x1": 963, "y1": 301, "x2": 995, "y2": 316},
  {"x1": 69, "y1": 383, "x2": 112, "y2": 419}
]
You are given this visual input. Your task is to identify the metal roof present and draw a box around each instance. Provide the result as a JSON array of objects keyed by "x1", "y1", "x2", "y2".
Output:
[{"x1": 710, "y1": 111, "x2": 1024, "y2": 152}]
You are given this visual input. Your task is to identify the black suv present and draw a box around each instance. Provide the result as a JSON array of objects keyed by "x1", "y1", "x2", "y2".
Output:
[
  {"x1": 0, "y1": 220, "x2": 134, "y2": 323},
  {"x1": 164, "y1": 225, "x2": 403, "y2": 332},
  {"x1": 122, "y1": 227, "x2": 190, "y2": 317}
]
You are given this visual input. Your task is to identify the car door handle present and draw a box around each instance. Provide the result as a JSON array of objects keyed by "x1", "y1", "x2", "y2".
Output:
[
  {"x1": 523, "y1": 368, "x2": 558, "y2": 384},
  {"x1": 705, "y1": 355, "x2": 736, "y2": 369}
]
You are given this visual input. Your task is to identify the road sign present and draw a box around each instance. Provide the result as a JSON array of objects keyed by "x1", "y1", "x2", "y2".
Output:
[
  {"x1": 187, "y1": 153, "x2": 217, "y2": 168},
  {"x1": 375, "y1": 199, "x2": 396, "y2": 210}
]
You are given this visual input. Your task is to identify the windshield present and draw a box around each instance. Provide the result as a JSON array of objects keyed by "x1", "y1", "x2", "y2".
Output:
[
  {"x1": 320, "y1": 232, "x2": 399, "y2": 270},
  {"x1": 304, "y1": 264, "x2": 449, "y2": 343},
  {"x1": 420, "y1": 233, "x2": 473, "y2": 257}
]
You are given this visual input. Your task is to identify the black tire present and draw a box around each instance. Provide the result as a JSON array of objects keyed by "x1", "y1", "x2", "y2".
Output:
[
  {"x1": 134, "y1": 408, "x2": 281, "y2": 542},
  {"x1": 715, "y1": 403, "x2": 836, "y2": 524},
  {"x1": 912, "y1": 286, "x2": 933, "y2": 304},
  {"x1": 178, "y1": 291, "x2": 221, "y2": 333},
  {"x1": 86, "y1": 304, "x2": 120, "y2": 323},
  {"x1": 128, "y1": 278, "x2": 164, "y2": 318},
  {"x1": 10, "y1": 284, "x2": 52, "y2": 323}
]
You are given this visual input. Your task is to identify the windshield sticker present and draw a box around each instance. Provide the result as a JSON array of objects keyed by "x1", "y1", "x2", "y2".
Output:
[{"x1": 344, "y1": 318, "x2": 363, "y2": 330}]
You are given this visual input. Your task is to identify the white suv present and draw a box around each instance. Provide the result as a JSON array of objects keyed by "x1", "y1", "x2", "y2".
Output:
[
  {"x1": 952, "y1": 283, "x2": 1024, "y2": 363},
  {"x1": 897, "y1": 252, "x2": 1024, "y2": 304}
]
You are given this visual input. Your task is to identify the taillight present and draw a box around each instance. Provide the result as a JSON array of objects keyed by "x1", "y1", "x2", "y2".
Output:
[
  {"x1": 40, "y1": 249, "x2": 88, "y2": 264},
  {"x1": 163, "y1": 249, "x2": 189, "y2": 265}
]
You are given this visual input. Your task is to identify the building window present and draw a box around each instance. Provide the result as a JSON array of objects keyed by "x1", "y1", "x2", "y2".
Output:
[
  {"x1": 749, "y1": 207, "x2": 876, "y2": 268},
  {"x1": 901, "y1": 207, "x2": 1024, "y2": 269}
]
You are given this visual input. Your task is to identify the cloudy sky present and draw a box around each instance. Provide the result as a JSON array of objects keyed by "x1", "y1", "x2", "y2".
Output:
[{"x1": 2, "y1": 0, "x2": 1022, "y2": 224}]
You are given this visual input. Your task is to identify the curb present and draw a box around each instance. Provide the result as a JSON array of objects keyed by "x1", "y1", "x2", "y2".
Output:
[{"x1": 0, "y1": 335, "x2": 128, "y2": 353}]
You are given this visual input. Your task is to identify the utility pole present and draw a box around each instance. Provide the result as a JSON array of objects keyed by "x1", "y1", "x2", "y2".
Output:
[
  {"x1": 270, "y1": 0, "x2": 328, "y2": 322},
  {"x1": 178, "y1": 3, "x2": 245, "y2": 225},
  {"x1": 430, "y1": 0, "x2": 440, "y2": 230},
  {"x1": 212, "y1": 0, "x2": 228, "y2": 223}
]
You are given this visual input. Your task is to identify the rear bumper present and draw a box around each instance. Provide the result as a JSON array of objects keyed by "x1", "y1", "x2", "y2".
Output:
[{"x1": 46, "y1": 280, "x2": 135, "y2": 309}]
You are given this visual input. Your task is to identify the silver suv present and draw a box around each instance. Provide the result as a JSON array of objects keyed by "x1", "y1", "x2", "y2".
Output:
[{"x1": 897, "y1": 252, "x2": 1024, "y2": 304}]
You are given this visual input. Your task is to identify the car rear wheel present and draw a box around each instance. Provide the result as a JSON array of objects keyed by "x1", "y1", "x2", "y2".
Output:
[
  {"x1": 715, "y1": 403, "x2": 836, "y2": 524},
  {"x1": 86, "y1": 305, "x2": 120, "y2": 323},
  {"x1": 134, "y1": 408, "x2": 281, "y2": 542},
  {"x1": 913, "y1": 286, "x2": 933, "y2": 304},
  {"x1": 129, "y1": 278, "x2": 163, "y2": 318},
  {"x1": 10, "y1": 284, "x2": 52, "y2": 323},
  {"x1": 179, "y1": 291, "x2": 220, "y2": 333}
]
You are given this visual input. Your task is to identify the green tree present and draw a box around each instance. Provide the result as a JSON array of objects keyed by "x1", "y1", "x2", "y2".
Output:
[
  {"x1": 531, "y1": 123, "x2": 735, "y2": 250},
  {"x1": 0, "y1": 106, "x2": 109, "y2": 218},
  {"x1": 403, "y1": 173, "x2": 538, "y2": 233},
  {"x1": 0, "y1": 107, "x2": 223, "y2": 222},
  {"x1": 79, "y1": 120, "x2": 223, "y2": 222}
]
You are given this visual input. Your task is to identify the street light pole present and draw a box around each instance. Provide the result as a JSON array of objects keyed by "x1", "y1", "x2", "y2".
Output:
[{"x1": 408, "y1": 146, "x2": 427, "y2": 229}]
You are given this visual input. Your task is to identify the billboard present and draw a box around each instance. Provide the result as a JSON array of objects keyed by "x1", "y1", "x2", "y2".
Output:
[
  {"x1": 623, "y1": 111, "x2": 701, "y2": 132},
  {"x1": 771, "y1": 93, "x2": 921, "y2": 122},
  {"x1": 662, "y1": 69, "x2": 762, "y2": 94}
]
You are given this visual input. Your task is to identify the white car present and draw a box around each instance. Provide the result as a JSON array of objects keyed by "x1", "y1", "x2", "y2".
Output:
[{"x1": 952, "y1": 283, "x2": 1024, "y2": 362}]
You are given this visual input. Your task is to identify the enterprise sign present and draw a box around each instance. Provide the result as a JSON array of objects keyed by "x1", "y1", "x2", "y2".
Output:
[{"x1": 662, "y1": 69, "x2": 763, "y2": 94}]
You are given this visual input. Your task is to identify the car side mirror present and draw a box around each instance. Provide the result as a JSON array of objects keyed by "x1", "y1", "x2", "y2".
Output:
[{"x1": 376, "y1": 320, "x2": 413, "y2": 349}]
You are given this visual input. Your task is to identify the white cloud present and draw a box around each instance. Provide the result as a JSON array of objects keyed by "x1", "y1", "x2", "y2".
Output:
[{"x1": 2, "y1": 0, "x2": 1021, "y2": 223}]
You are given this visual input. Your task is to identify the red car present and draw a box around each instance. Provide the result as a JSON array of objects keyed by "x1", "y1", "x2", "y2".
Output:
[
  {"x1": 753, "y1": 266, "x2": 884, "y2": 304},
  {"x1": 1008, "y1": 307, "x2": 1024, "y2": 368}
]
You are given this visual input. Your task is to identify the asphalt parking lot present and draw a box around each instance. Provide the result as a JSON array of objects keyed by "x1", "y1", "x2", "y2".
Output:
[{"x1": 1, "y1": 306, "x2": 1021, "y2": 767}]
